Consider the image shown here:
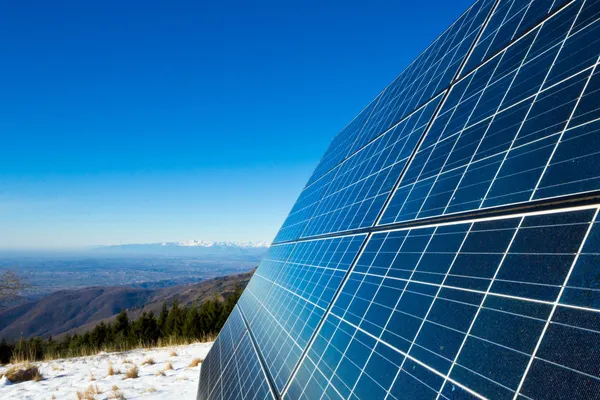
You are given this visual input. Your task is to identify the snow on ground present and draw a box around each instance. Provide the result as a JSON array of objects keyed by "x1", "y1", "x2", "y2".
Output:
[{"x1": 0, "y1": 342, "x2": 213, "y2": 399}]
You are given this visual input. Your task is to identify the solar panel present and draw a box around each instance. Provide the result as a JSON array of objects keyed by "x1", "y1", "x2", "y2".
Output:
[{"x1": 198, "y1": 0, "x2": 600, "y2": 399}]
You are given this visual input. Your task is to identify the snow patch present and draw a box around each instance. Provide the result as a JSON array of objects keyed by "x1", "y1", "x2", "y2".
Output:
[{"x1": 0, "y1": 342, "x2": 212, "y2": 399}]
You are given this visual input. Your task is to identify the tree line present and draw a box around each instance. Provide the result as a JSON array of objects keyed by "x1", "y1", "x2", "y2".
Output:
[{"x1": 0, "y1": 286, "x2": 242, "y2": 364}]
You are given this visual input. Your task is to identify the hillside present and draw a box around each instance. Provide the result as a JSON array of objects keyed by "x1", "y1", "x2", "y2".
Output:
[{"x1": 0, "y1": 271, "x2": 252, "y2": 341}]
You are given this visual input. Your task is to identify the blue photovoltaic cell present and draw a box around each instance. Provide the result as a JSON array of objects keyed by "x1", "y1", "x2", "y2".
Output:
[
  {"x1": 301, "y1": 0, "x2": 495, "y2": 191},
  {"x1": 380, "y1": 0, "x2": 600, "y2": 226},
  {"x1": 217, "y1": 333, "x2": 274, "y2": 400},
  {"x1": 237, "y1": 243, "x2": 295, "y2": 321},
  {"x1": 198, "y1": 306, "x2": 249, "y2": 400},
  {"x1": 300, "y1": 95, "x2": 442, "y2": 238},
  {"x1": 241, "y1": 235, "x2": 366, "y2": 393},
  {"x1": 198, "y1": 0, "x2": 600, "y2": 398},
  {"x1": 274, "y1": 167, "x2": 340, "y2": 243},
  {"x1": 462, "y1": 0, "x2": 570, "y2": 74},
  {"x1": 286, "y1": 208, "x2": 599, "y2": 400},
  {"x1": 350, "y1": 0, "x2": 496, "y2": 155},
  {"x1": 305, "y1": 97, "x2": 382, "y2": 188}
]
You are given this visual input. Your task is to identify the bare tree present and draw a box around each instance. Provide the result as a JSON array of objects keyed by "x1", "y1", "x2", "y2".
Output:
[{"x1": 0, "y1": 270, "x2": 26, "y2": 302}]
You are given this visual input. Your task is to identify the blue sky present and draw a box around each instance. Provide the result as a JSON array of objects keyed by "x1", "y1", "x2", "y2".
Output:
[{"x1": 0, "y1": 0, "x2": 474, "y2": 248}]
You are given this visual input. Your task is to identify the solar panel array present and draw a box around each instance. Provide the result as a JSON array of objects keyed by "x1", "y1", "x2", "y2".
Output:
[{"x1": 198, "y1": 0, "x2": 600, "y2": 399}]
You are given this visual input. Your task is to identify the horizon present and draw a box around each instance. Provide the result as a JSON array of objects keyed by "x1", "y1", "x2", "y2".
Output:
[
  {"x1": 0, "y1": 0, "x2": 474, "y2": 248},
  {"x1": 0, "y1": 238, "x2": 272, "y2": 252}
]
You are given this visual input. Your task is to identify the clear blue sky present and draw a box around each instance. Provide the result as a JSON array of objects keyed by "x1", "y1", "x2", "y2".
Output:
[{"x1": 0, "y1": 0, "x2": 475, "y2": 249}]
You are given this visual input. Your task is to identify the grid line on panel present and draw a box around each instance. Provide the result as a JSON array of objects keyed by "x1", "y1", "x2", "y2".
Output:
[
  {"x1": 273, "y1": 0, "x2": 500, "y2": 245},
  {"x1": 304, "y1": 0, "x2": 497, "y2": 190},
  {"x1": 377, "y1": 0, "x2": 600, "y2": 229},
  {"x1": 530, "y1": 55, "x2": 600, "y2": 198},
  {"x1": 335, "y1": 248, "x2": 600, "y2": 317},
  {"x1": 458, "y1": 0, "x2": 577, "y2": 78},
  {"x1": 383, "y1": 223, "x2": 477, "y2": 400},
  {"x1": 354, "y1": 0, "x2": 498, "y2": 154},
  {"x1": 275, "y1": 190, "x2": 600, "y2": 246},
  {"x1": 200, "y1": 306, "x2": 247, "y2": 400},
  {"x1": 477, "y1": 0, "x2": 588, "y2": 208},
  {"x1": 437, "y1": 19, "x2": 546, "y2": 218},
  {"x1": 284, "y1": 206, "x2": 600, "y2": 399},
  {"x1": 314, "y1": 311, "x2": 490, "y2": 400},
  {"x1": 253, "y1": 271, "x2": 327, "y2": 313},
  {"x1": 238, "y1": 305, "x2": 281, "y2": 400},
  {"x1": 279, "y1": 233, "x2": 374, "y2": 397},
  {"x1": 246, "y1": 235, "x2": 367, "y2": 394},
  {"x1": 368, "y1": 0, "x2": 504, "y2": 229},
  {"x1": 243, "y1": 243, "x2": 298, "y2": 325},
  {"x1": 513, "y1": 206, "x2": 600, "y2": 399},
  {"x1": 304, "y1": 90, "x2": 386, "y2": 191},
  {"x1": 303, "y1": 94, "x2": 441, "y2": 195},
  {"x1": 414, "y1": 28, "x2": 532, "y2": 224},
  {"x1": 433, "y1": 216, "x2": 524, "y2": 400},
  {"x1": 330, "y1": 226, "x2": 445, "y2": 399},
  {"x1": 298, "y1": 95, "x2": 445, "y2": 239}
]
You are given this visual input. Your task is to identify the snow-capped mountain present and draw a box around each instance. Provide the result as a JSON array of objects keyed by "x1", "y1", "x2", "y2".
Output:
[
  {"x1": 161, "y1": 240, "x2": 270, "y2": 248},
  {"x1": 95, "y1": 240, "x2": 270, "y2": 256}
]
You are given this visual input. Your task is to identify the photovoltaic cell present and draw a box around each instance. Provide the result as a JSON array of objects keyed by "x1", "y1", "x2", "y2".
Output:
[
  {"x1": 198, "y1": 0, "x2": 600, "y2": 398},
  {"x1": 241, "y1": 235, "x2": 366, "y2": 392},
  {"x1": 198, "y1": 307, "x2": 266, "y2": 400},
  {"x1": 461, "y1": 0, "x2": 570, "y2": 74},
  {"x1": 380, "y1": 0, "x2": 600, "y2": 225},
  {"x1": 300, "y1": 95, "x2": 442, "y2": 238},
  {"x1": 286, "y1": 208, "x2": 599, "y2": 400},
  {"x1": 296, "y1": 0, "x2": 496, "y2": 206}
]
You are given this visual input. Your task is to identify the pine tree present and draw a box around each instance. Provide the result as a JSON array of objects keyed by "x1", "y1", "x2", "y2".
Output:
[
  {"x1": 158, "y1": 302, "x2": 168, "y2": 336},
  {"x1": 0, "y1": 337, "x2": 12, "y2": 364},
  {"x1": 166, "y1": 298, "x2": 182, "y2": 337},
  {"x1": 114, "y1": 309, "x2": 130, "y2": 339},
  {"x1": 183, "y1": 305, "x2": 200, "y2": 339}
]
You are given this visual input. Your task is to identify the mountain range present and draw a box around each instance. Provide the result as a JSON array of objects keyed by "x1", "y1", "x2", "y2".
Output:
[{"x1": 92, "y1": 240, "x2": 270, "y2": 256}]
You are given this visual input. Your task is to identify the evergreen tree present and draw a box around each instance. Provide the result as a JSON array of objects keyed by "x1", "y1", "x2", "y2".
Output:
[
  {"x1": 158, "y1": 302, "x2": 168, "y2": 336},
  {"x1": 114, "y1": 309, "x2": 130, "y2": 339},
  {"x1": 166, "y1": 298, "x2": 182, "y2": 337},
  {"x1": 0, "y1": 337, "x2": 12, "y2": 364},
  {"x1": 183, "y1": 305, "x2": 200, "y2": 339}
]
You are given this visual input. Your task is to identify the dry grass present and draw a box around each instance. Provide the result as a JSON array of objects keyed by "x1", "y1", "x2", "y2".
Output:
[
  {"x1": 8, "y1": 336, "x2": 214, "y2": 364},
  {"x1": 3, "y1": 363, "x2": 43, "y2": 383},
  {"x1": 124, "y1": 365, "x2": 138, "y2": 379},
  {"x1": 155, "y1": 370, "x2": 165, "y2": 377},
  {"x1": 109, "y1": 385, "x2": 126, "y2": 400},
  {"x1": 107, "y1": 361, "x2": 120, "y2": 376},
  {"x1": 89, "y1": 372, "x2": 96, "y2": 381},
  {"x1": 164, "y1": 362, "x2": 173, "y2": 371},
  {"x1": 169, "y1": 350, "x2": 178, "y2": 357},
  {"x1": 75, "y1": 384, "x2": 102, "y2": 400},
  {"x1": 145, "y1": 387, "x2": 157, "y2": 393},
  {"x1": 141, "y1": 357, "x2": 155, "y2": 365},
  {"x1": 189, "y1": 358, "x2": 203, "y2": 367}
]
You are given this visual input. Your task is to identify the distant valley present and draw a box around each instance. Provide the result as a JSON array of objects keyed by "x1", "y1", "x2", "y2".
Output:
[
  {"x1": 0, "y1": 240, "x2": 265, "y2": 341},
  {"x1": 0, "y1": 270, "x2": 252, "y2": 341}
]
